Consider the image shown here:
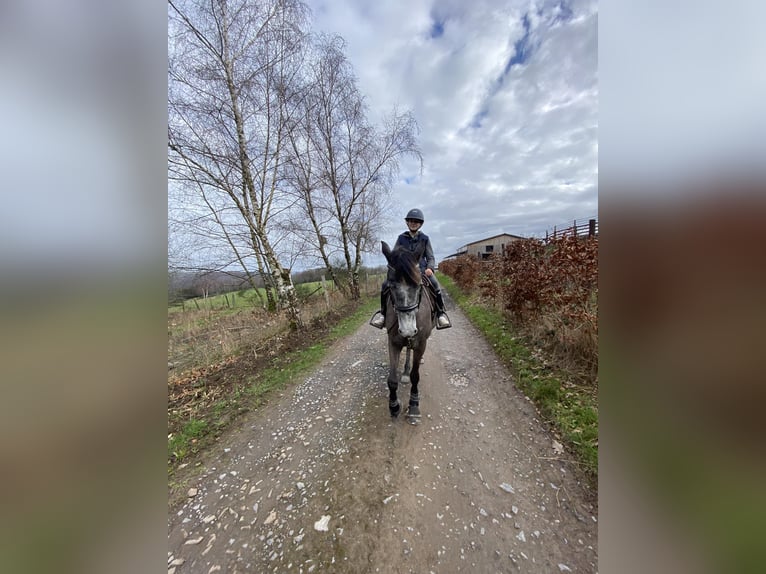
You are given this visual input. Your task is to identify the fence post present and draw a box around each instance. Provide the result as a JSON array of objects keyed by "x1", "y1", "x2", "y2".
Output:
[
  {"x1": 589, "y1": 218, "x2": 596, "y2": 237},
  {"x1": 321, "y1": 275, "x2": 330, "y2": 309}
]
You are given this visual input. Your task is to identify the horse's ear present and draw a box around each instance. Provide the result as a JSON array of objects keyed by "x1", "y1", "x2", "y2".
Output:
[{"x1": 381, "y1": 241, "x2": 391, "y2": 261}]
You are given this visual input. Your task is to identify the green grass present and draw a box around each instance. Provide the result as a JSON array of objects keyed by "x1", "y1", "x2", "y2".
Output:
[
  {"x1": 169, "y1": 286, "x2": 274, "y2": 314},
  {"x1": 439, "y1": 273, "x2": 598, "y2": 479},
  {"x1": 168, "y1": 419, "x2": 208, "y2": 462},
  {"x1": 169, "y1": 278, "x2": 383, "y2": 315},
  {"x1": 168, "y1": 281, "x2": 352, "y2": 314}
]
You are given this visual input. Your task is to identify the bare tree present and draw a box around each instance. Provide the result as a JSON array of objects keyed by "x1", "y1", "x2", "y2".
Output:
[
  {"x1": 168, "y1": 0, "x2": 309, "y2": 328},
  {"x1": 283, "y1": 68, "x2": 349, "y2": 296},
  {"x1": 285, "y1": 35, "x2": 422, "y2": 299},
  {"x1": 343, "y1": 108, "x2": 421, "y2": 297}
]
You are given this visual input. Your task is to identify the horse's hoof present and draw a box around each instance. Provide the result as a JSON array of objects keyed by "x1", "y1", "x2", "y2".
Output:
[
  {"x1": 406, "y1": 404, "x2": 421, "y2": 424},
  {"x1": 401, "y1": 375, "x2": 410, "y2": 385},
  {"x1": 389, "y1": 401, "x2": 401, "y2": 418}
]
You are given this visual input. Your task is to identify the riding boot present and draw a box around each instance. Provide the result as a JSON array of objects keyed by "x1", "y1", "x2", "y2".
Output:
[
  {"x1": 434, "y1": 290, "x2": 452, "y2": 329},
  {"x1": 369, "y1": 288, "x2": 387, "y2": 329}
]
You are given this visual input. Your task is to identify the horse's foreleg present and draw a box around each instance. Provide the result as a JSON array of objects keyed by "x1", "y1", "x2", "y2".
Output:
[
  {"x1": 407, "y1": 345, "x2": 426, "y2": 423},
  {"x1": 402, "y1": 347, "x2": 412, "y2": 384},
  {"x1": 388, "y1": 344, "x2": 402, "y2": 418}
]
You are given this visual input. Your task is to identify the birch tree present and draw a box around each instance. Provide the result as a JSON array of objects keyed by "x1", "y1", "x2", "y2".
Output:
[
  {"x1": 285, "y1": 35, "x2": 422, "y2": 299},
  {"x1": 168, "y1": 0, "x2": 308, "y2": 328}
]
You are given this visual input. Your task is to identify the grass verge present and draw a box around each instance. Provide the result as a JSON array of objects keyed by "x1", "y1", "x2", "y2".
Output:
[{"x1": 439, "y1": 273, "x2": 598, "y2": 483}]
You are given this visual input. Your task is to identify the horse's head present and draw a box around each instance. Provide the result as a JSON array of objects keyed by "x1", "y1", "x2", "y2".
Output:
[{"x1": 382, "y1": 241, "x2": 423, "y2": 338}]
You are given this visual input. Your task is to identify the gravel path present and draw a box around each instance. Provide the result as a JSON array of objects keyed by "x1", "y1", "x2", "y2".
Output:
[{"x1": 168, "y1": 296, "x2": 598, "y2": 573}]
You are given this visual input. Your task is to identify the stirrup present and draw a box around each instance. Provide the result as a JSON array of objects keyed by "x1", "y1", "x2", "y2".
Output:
[
  {"x1": 436, "y1": 313, "x2": 452, "y2": 329},
  {"x1": 369, "y1": 311, "x2": 385, "y2": 329}
]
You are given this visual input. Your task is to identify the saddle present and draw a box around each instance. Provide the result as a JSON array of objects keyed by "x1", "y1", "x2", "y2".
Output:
[{"x1": 421, "y1": 274, "x2": 438, "y2": 323}]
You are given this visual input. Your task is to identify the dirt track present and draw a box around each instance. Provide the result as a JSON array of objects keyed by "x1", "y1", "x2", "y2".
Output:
[{"x1": 168, "y1": 296, "x2": 598, "y2": 573}]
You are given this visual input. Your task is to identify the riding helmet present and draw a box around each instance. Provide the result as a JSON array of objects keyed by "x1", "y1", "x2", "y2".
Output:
[{"x1": 405, "y1": 208, "x2": 424, "y2": 222}]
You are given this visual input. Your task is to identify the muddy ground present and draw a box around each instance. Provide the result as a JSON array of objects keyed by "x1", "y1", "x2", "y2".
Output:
[{"x1": 168, "y1": 296, "x2": 598, "y2": 573}]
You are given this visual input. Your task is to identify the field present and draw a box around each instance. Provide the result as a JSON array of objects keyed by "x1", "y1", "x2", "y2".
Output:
[{"x1": 167, "y1": 277, "x2": 382, "y2": 473}]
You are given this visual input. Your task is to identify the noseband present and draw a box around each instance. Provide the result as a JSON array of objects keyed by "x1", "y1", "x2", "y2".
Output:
[
  {"x1": 393, "y1": 284, "x2": 422, "y2": 313},
  {"x1": 387, "y1": 263, "x2": 423, "y2": 313}
]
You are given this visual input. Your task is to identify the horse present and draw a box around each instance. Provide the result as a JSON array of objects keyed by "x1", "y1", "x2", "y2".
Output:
[{"x1": 381, "y1": 241, "x2": 436, "y2": 424}]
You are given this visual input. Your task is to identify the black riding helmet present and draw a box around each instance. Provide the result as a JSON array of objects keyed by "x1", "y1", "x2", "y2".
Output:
[{"x1": 405, "y1": 208, "x2": 424, "y2": 223}]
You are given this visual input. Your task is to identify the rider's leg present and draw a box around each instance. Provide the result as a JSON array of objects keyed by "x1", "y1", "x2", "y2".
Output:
[
  {"x1": 369, "y1": 282, "x2": 388, "y2": 328},
  {"x1": 428, "y1": 275, "x2": 452, "y2": 329}
]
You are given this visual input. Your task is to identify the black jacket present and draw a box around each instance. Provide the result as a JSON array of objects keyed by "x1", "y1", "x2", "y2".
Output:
[{"x1": 395, "y1": 231, "x2": 435, "y2": 274}]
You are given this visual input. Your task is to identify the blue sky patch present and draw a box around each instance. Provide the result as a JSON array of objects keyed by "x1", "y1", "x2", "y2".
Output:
[
  {"x1": 469, "y1": 109, "x2": 489, "y2": 129},
  {"x1": 552, "y1": 1, "x2": 574, "y2": 26},
  {"x1": 430, "y1": 19, "x2": 445, "y2": 39},
  {"x1": 505, "y1": 13, "x2": 532, "y2": 72}
]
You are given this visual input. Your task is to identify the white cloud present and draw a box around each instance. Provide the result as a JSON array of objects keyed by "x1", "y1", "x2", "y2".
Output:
[{"x1": 308, "y1": 0, "x2": 598, "y2": 262}]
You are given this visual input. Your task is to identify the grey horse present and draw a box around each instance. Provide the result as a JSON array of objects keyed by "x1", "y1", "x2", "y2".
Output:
[{"x1": 381, "y1": 241, "x2": 436, "y2": 424}]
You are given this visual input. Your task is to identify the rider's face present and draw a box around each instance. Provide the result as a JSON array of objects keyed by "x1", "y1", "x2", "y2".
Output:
[{"x1": 406, "y1": 219, "x2": 422, "y2": 230}]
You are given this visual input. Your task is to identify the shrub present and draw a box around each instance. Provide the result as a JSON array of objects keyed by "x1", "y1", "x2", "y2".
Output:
[{"x1": 440, "y1": 235, "x2": 598, "y2": 380}]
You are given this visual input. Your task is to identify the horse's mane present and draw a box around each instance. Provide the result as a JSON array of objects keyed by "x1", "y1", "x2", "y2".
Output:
[{"x1": 389, "y1": 246, "x2": 421, "y2": 286}]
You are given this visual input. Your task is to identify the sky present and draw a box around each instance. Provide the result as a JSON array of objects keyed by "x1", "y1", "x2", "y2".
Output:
[
  {"x1": 306, "y1": 0, "x2": 599, "y2": 264},
  {"x1": 2, "y1": 0, "x2": 764, "y2": 274}
]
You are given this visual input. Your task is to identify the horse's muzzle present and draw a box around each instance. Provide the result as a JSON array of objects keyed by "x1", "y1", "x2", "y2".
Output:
[{"x1": 398, "y1": 324, "x2": 418, "y2": 339}]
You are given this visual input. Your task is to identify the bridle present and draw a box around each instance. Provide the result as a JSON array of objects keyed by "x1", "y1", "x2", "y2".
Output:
[
  {"x1": 386, "y1": 264, "x2": 427, "y2": 348},
  {"x1": 388, "y1": 264, "x2": 423, "y2": 313},
  {"x1": 393, "y1": 285, "x2": 422, "y2": 313}
]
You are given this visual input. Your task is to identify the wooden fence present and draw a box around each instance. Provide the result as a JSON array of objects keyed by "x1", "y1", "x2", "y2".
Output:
[{"x1": 545, "y1": 218, "x2": 598, "y2": 241}]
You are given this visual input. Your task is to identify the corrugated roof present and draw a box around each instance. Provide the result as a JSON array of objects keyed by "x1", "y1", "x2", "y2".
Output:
[{"x1": 456, "y1": 232, "x2": 525, "y2": 251}]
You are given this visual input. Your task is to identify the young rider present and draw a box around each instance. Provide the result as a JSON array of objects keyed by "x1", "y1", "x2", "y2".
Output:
[{"x1": 370, "y1": 208, "x2": 452, "y2": 329}]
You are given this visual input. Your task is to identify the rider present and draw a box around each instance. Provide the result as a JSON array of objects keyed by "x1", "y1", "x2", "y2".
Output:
[{"x1": 370, "y1": 208, "x2": 452, "y2": 330}]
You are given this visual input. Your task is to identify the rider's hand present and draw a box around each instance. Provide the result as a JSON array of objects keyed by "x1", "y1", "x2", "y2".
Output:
[{"x1": 425, "y1": 268, "x2": 433, "y2": 277}]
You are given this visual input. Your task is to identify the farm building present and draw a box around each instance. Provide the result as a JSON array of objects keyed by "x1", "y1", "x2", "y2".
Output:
[{"x1": 444, "y1": 233, "x2": 525, "y2": 261}]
